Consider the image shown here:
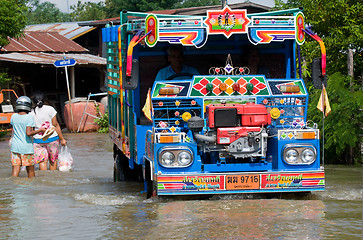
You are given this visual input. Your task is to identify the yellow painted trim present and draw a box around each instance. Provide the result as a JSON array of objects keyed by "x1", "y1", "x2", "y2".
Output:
[{"x1": 70, "y1": 27, "x2": 97, "y2": 40}]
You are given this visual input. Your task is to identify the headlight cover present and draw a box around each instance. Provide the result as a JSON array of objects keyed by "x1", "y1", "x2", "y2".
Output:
[
  {"x1": 159, "y1": 147, "x2": 193, "y2": 168},
  {"x1": 283, "y1": 144, "x2": 317, "y2": 165},
  {"x1": 177, "y1": 151, "x2": 192, "y2": 166},
  {"x1": 285, "y1": 149, "x2": 299, "y2": 163},
  {"x1": 160, "y1": 152, "x2": 175, "y2": 166},
  {"x1": 301, "y1": 148, "x2": 315, "y2": 163}
]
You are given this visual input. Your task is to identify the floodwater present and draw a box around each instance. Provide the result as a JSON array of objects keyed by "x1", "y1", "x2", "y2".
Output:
[{"x1": 0, "y1": 133, "x2": 361, "y2": 240}]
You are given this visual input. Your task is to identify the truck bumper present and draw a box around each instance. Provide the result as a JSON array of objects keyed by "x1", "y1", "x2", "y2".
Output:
[{"x1": 156, "y1": 171, "x2": 324, "y2": 196}]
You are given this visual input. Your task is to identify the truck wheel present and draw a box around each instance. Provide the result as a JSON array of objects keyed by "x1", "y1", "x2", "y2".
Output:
[
  {"x1": 113, "y1": 154, "x2": 126, "y2": 181},
  {"x1": 146, "y1": 179, "x2": 155, "y2": 198},
  {"x1": 145, "y1": 161, "x2": 155, "y2": 198},
  {"x1": 113, "y1": 161, "x2": 120, "y2": 182}
]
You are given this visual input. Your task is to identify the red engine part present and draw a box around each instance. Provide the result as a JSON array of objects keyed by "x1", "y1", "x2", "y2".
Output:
[
  {"x1": 207, "y1": 104, "x2": 244, "y2": 128},
  {"x1": 217, "y1": 127, "x2": 261, "y2": 144},
  {"x1": 241, "y1": 102, "x2": 271, "y2": 126},
  {"x1": 207, "y1": 103, "x2": 271, "y2": 128}
]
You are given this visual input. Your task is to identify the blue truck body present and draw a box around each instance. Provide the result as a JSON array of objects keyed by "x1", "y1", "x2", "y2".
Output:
[{"x1": 103, "y1": 7, "x2": 325, "y2": 197}]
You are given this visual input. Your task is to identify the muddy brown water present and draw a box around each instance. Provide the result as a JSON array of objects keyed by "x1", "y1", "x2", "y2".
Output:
[{"x1": 0, "y1": 133, "x2": 361, "y2": 239}]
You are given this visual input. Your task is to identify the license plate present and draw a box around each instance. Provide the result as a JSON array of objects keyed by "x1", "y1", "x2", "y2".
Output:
[{"x1": 226, "y1": 174, "x2": 260, "y2": 190}]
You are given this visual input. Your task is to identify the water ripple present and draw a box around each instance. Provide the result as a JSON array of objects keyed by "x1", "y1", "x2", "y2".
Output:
[{"x1": 73, "y1": 193, "x2": 139, "y2": 206}]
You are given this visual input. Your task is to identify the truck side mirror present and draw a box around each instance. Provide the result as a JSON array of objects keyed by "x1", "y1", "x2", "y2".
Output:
[
  {"x1": 312, "y1": 58, "x2": 327, "y2": 89},
  {"x1": 123, "y1": 59, "x2": 139, "y2": 90}
]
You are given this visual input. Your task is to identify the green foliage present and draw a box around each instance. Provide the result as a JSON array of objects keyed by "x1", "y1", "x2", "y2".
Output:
[
  {"x1": 0, "y1": 0, "x2": 27, "y2": 48},
  {"x1": 307, "y1": 73, "x2": 362, "y2": 164},
  {"x1": 0, "y1": 72, "x2": 12, "y2": 88},
  {"x1": 70, "y1": 1, "x2": 107, "y2": 21},
  {"x1": 274, "y1": 0, "x2": 363, "y2": 78},
  {"x1": 274, "y1": 0, "x2": 363, "y2": 164},
  {"x1": 0, "y1": 69, "x2": 23, "y2": 91},
  {"x1": 25, "y1": 0, "x2": 70, "y2": 24},
  {"x1": 95, "y1": 112, "x2": 109, "y2": 133},
  {"x1": 0, "y1": 130, "x2": 9, "y2": 139},
  {"x1": 174, "y1": 0, "x2": 219, "y2": 8},
  {"x1": 105, "y1": 0, "x2": 174, "y2": 17},
  {"x1": 94, "y1": 103, "x2": 109, "y2": 133}
]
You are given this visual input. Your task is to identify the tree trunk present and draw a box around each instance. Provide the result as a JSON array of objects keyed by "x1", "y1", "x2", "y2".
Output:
[
  {"x1": 347, "y1": 48, "x2": 354, "y2": 91},
  {"x1": 221, "y1": 0, "x2": 227, "y2": 8},
  {"x1": 349, "y1": 147, "x2": 354, "y2": 164}
]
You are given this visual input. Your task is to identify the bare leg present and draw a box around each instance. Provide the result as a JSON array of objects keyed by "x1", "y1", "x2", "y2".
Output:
[
  {"x1": 26, "y1": 166, "x2": 35, "y2": 178},
  {"x1": 12, "y1": 165, "x2": 21, "y2": 177},
  {"x1": 39, "y1": 161, "x2": 48, "y2": 170},
  {"x1": 49, "y1": 161, "x2": 57, "y2": 170}
]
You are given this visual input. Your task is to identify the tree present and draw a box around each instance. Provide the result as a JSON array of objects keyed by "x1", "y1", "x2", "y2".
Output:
[
  {"x1": 274, "y1": 0, "x2": 363, "y2": 80},
  {"x1": 25, "y1": 0, "x2": 70, "y2": 24},
  {"x1": 307, "y1": 73, "x2": 362, "y2": 164},
  {"x1": 0, "y1": 0, "x2": 27, "y2": 48},
  {"x1": 0, "y1": 69, "x2": 23, "y2": 92},
  {"x1": 105, "y1": 0, "x2": 176, "y2": 17},
  {"x1": 174, "y1": 0, "x2": 219, "y2": 8},
  {"x1": 274, "y1": 0, "x2": 363, "y2": 164},
  {"x1": 70, "y1": 1, "x2": 107, "y2": 21}
]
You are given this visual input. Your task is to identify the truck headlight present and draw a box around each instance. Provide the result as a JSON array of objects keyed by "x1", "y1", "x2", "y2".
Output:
[
  {"x1": 178, "y1": 151, "x2": 192, "y2": 166},
  {"x1": 160, "y1": 152, "x2": 175, "y2": 166},
  {"x1": 285, "y1": 149, "x2": 299, "y2": 163},
  {"x1": 159, "y1": 147, "x2": 193, "y2": 168},
  {"x1": 282, "y1": 144, "x2": 317, "y2": 165},
  {"x1": 301, "y1": 148, "x2": 316, "y2": 163}
]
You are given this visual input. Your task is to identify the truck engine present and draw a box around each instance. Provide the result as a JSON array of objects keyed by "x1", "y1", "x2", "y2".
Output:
[{"x1": 188, "y1": 103, "x2": 271, "y2": 163}]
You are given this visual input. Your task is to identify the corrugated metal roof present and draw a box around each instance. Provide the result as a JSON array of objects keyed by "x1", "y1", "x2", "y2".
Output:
[
  {"x1": 0, "y1": 52, "x2": 106, "y2": 65},
  {"x1": 151, "y1": 2, "x2": 270, "y2": 15},
  {"x1": 25, "y1": 22, "x2": 96, "y2": 40},
  {"x1": 1, "y1": 32, "x2": 87, "y2": 52},
  {"x1": 85, "y1": 2, "x2": 271, "y2": 26}
]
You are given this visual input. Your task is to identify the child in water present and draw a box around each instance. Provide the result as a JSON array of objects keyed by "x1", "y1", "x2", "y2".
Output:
[{"x1": 10, "y1": 96, "x2": 45, "y2": 178}]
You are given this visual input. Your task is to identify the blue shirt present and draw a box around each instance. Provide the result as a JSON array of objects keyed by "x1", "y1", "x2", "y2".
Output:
[
  {"x1": 10, "y1": 113, "x2": 35, "y2": 154},
  {"x1": 155, "y1": 65, "x2": 199, "y2": 81}
]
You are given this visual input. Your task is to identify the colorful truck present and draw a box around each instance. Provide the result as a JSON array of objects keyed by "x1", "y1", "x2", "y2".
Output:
[{"x1": 102, "y1": 6, "x2": 326, "y2": 198}]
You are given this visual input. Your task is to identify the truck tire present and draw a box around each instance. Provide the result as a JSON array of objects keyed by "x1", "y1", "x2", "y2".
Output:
[
  {"x1": 113, "y1": 154, "x2": 126, "y2": 181},
  {"x1": 146, "y1": 179, "x2": 154, "y2": 198},
  {"x1": 145, "y1": 161, "x2": 155, "y2": 198},
  {"x1": 113, "y1": 161, "x2": 120, "y2": 182}
]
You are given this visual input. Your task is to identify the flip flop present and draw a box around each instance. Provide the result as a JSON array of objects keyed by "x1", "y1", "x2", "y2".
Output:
[{"x1": 42, "y1": 126, "x2": 55, "y2": 141}]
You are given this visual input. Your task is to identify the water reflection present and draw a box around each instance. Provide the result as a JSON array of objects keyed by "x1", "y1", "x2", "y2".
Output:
[{"x1": 0, "y1": 133, "x2": 361, "y2": 239}]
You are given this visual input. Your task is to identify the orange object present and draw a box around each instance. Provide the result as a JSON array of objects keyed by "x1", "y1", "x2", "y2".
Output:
[
  {"x1": 159, "y1": 87, "x2": 180, "y2": 95},
  {"x1": 0, "y1": 89, "x2": 18, "y2": 125},
  {"x1": 0, "y1": 113, "x2": 14, "y2": 124},
  {"x1": 63, "y1": 100, "x2": 105, "y2": 132},
  {"x1": 159, "y1": 135, "x2": 180, "y2": 143},
  {"x1": 296, "y1": 131, "x2": 316, "y2": 139},
  {"x1": 226, "y1": 174, "x2": 260, "y2": 190},
  {"x1": 279, "y1": 85, "x2": 300, "y2": 93},
  {"x1": 219, "y1": 83, "x2": 227, "y2": 91}
]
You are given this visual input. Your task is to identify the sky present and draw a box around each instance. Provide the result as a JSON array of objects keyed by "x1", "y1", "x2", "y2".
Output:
[
  {"x1": 41, "y1": 0, "x2": 275, "y2": 13},
  {"x1": 40, "y1": 0, "x2": 106, "y2": 13}
]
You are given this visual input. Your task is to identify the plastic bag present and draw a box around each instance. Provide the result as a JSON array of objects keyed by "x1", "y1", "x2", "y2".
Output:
[{"x1": 58, "y1": 145, "x2": 74, "y2": 172}]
